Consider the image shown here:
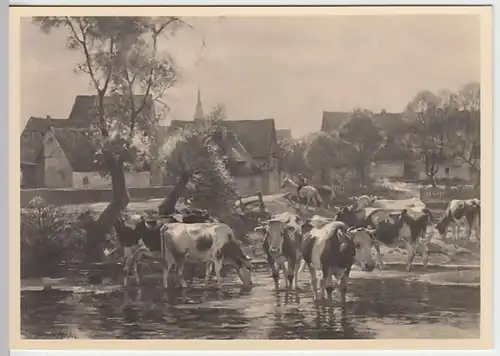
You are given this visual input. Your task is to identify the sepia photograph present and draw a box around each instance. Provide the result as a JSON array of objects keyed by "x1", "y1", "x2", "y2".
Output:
[{"x1": 9, "y1": 5, "x2": 493, "y2": 349}]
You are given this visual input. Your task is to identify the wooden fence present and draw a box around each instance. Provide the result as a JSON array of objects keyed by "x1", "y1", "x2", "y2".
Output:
[{"x1": 419, "y1": 186, "x2": 479, "y2": 210}]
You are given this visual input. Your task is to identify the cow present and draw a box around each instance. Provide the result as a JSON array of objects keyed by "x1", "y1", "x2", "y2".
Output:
[
  {"x1": 316, "y1": 185, "x2": 337, "y2": 210},
  {"x1": 158, "y1": 222, "x2": 253, "y2": 289},
  {"x1": 116, "y1": 214, "x2": 180, "y2": 287},
  {"x1": 435, "y1": 198, "x2": 481, "y2": 247},
  {"x1": 117, "y1": 211, "x2": 216, "y2": 287},
  {"x1": 335, "y1": 206, "x2": 432, "y2": 271},
  {"x1": 350, "y1": 195, "x2": 378, "y2": 210},
  {"x1": 253, "y1": 212, "x2": 304, "y2": 289},
  {"x1": 300, "y1": 220, "x2": 375, "y2": 302}
]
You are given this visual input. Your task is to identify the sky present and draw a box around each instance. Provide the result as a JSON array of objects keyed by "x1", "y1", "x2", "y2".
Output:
[{"x1": 20, "y1": 15, "x2": 480, "y2": 138}]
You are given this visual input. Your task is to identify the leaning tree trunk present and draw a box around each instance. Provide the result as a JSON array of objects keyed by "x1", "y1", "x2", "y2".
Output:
[
  {"x1": 84, "y1": 153, "x2": 130, "y2": 263},
  {"x1": 158, "y1": 171, "x2": 192, "y2": 216}
]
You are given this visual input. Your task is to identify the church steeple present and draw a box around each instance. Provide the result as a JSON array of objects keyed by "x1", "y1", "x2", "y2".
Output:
[{"x1": 194, "y1": 88, "x2": 205, "y2": 121}]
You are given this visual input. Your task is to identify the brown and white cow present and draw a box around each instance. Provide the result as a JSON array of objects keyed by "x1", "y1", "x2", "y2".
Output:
[
  {"x1": 253, "y1": 212, "x2": 304, "y2": 289},
  {"x1": 435, "y1": 198, "x2": 481, "y2": 247},
  {"x1": 158, "y1": 222, "x2": 253, "y2": 289},
  {"x1": 300, "y1": 220, "x2": 375, "y2": 302},
  {"x1": 335, "y1": 207, "x2": 432, "y2": 271}
]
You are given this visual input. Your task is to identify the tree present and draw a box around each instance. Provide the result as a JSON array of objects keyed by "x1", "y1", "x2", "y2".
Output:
[
  {"x1": 157, "y1": 106, "x2": 237, "y2": 216},
  {"x1": 276, "y1": 137, "x2": 311, "y2": 177},
  {"x1": 304, "y1": 132, "x2": 346, "y2": 184},
  {"x1": 33, "y1": 16, "x2": 190, "y2": 260},
  {"x1": 338, "y1": 109, "x2": 385, "y2": 187},
  {"x1": 404, "y1": 91, "x2": 450, "y2": 186},
  {"x1": 443, "y1": 82, "x2": 481, "y2": 187}
]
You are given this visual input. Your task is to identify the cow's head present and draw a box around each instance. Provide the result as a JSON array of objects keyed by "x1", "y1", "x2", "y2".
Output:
[
  {"x1": 221, "y1": 239, "x2": 253, "y2": 286},
  {"x1": 346, "y1": 227, "x2": 376, "y2": 272},
  {"x1": 254, "y1": 217, "x2": 298, "y2": 258},
  {"x1": 335, "y1": 206, "x2": 364, "y2": 227},
  {"x1": 467, "y1": 198, "x2": 481, "y2": 214}
]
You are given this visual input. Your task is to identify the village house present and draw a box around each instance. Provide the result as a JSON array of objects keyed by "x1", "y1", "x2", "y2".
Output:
[
  {"x1": 20, "y1": 94, "x2": 156, "y2": 189},
  {"x1": 165, "y1": 91, "x2": 281, "y2": 195}
]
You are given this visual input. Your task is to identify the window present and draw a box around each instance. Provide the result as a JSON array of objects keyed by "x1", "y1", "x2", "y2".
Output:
[{"x1": 83, "y1": 176, "x2": 90, "y2": 186}]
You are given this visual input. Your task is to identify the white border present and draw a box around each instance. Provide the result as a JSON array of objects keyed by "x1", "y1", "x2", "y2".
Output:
[{"x1": 5, "y1": 1, "x2": 498, "y2": 356}]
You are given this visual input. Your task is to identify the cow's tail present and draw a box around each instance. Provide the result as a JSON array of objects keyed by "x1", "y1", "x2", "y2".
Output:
[{"x1": 298, "y1": 259, "x2": 306, "y2": 273}]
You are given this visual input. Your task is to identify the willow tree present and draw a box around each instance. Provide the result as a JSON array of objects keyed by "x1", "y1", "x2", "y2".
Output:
[
  {"x1": 158, "y1": 106, "x2": 238, "y2": 216},
  {"x1": 32, "y1": 17, "x2": 190, "y2": 260}
]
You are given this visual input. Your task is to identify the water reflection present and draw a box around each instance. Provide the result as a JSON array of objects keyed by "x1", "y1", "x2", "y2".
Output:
[{"x1": 21, "y1": 267, "x2": 480, "y2": 340}]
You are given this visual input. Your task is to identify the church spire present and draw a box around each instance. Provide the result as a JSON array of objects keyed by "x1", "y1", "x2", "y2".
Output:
[{"x1": 194, "y1": 88, "x2": 205, "y2": 120}]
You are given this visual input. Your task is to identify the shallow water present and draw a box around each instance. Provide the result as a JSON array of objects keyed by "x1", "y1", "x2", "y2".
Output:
[{"x1": 21, "y1": 265, "x2": 480, "y2": 340}]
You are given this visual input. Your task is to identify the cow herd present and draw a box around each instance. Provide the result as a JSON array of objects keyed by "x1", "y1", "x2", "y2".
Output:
[{"x1": 113, "y1": 196, "x2": 481, "y2": 304}]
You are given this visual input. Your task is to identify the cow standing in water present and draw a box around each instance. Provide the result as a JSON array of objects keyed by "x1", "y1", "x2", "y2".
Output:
[
  {"x1": 335, "y1": 207, "x2": 432, "y2": 271},
  {"x1": 117, "y1": 210, "x2": 217, "y2": 287},
  {"x1": 159, "y1": 222, "x2": 253, "y2": 289},
  {"x1": 300, "y1": 220, "x2": 375, "y2": 302},
  {"x1": 435, "y1": 198, "x2": 481, "y2": 247},
  {"x1": 253, "y1": 212, "x2": 304, "y2": 290}
]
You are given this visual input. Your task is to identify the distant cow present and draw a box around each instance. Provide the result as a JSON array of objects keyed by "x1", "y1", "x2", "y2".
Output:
[
  {"x1": 158, "y1": 222, "x2": 253, "y2": 289},
  {"x1": 435, "y1": 198, "x2": 481, "y2": 247},
  {"x1": 316, "y1": 185, "x2": 337, "y2": 209},
  {"x1": 335, "y1": 207, "x2": 432, "y2": 271},
  {"x1": 253, "y1": 212, "x2": 304, "y2": 289},
  {"x1": 300, "y1": 220, "x2": 375, "y2": 302}
]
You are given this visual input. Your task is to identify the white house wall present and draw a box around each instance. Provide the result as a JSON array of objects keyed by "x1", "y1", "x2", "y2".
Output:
[{"x1": 43, "y1": 131, "x2": 73, "y2": 188}]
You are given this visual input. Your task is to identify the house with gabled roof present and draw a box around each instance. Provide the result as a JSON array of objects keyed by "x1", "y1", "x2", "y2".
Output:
[
  {"x1": 20, "y1": 94, "x2": 156, "y2": 188},
  {"x1": 165, "y1": 91, "x2": 281, "y2": 195}
]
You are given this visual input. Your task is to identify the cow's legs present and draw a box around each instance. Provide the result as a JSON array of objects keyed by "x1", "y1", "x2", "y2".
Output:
[
  {"x1": 452, "y1": 222, "x2": 460, "y2": 248},
  {"x1": 324, "y1": 267, "x2": 334, "y2": 300},
  {"x1": 134, "y1": 260, "x2": 141, "y2": 285},
  {"x1": 416, "y1": 241, "x2": 429, "y2": 270},
  {"x1": 162, "y1": 252, "x2": 176, "y2": 289},
  {"x1": 404, "y1": 240, "x2": 415, "y2": 272},
  {"x1": 373, "y1": 242, "x2": 384, "y2": 269},
  {"x1": 293, "y1": 256, "x2": 301, "y2": 289},
  {"x1": 307, "y1": 264, "x2": 318, "y2": 300},
  {"x1": 339, "y1": 270, "x2": 350, "y2": 304},
  {"x1": 278, "y1": 262, "x2": 289, "y2": 289},
  {"x1": 213, "y1": 258, "x2": 224, "y2": 289},
  {"x1": 176, "y1": 257, "x2": 188, "y2": 288},
  {"x1": 267, "y1": 256, "x2": 280, "y2": 290},
  {"x1": 204, "y1": 261, "x2": 213, "y2": 287},
  {"x1": 283, "y1": 260, "x2": 294, "y2": 289}
]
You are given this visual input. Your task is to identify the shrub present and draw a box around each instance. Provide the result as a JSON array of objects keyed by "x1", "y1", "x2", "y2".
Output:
[{"x1": 20, "y1": 197, "x2": 90, "y2": 278}]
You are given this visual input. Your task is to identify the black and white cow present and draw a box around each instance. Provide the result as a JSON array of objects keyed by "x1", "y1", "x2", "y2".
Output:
[
  {"x1": 158, "y1": 222, "x2": 253, "y2": 289},
  {"x1": 435, "y1": 198, "x2": 481, "y2": 247},
  {"x1": 253, "y1": 212, "x2": 304, "y2": 289},
  {"x1": 117, "y1": 211, "x2": 216, "y2": 286},
  {"x1": 300, "y1": 220, "x2": 375, "y2": 302},
  {"x1": 335, "y1": 206, "x2": 432, "y2": 271}
]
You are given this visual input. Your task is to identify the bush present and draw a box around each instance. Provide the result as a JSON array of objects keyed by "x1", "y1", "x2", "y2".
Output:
[{"x1": 20, "y1": 197, "x2": 91, "y2": 278}]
